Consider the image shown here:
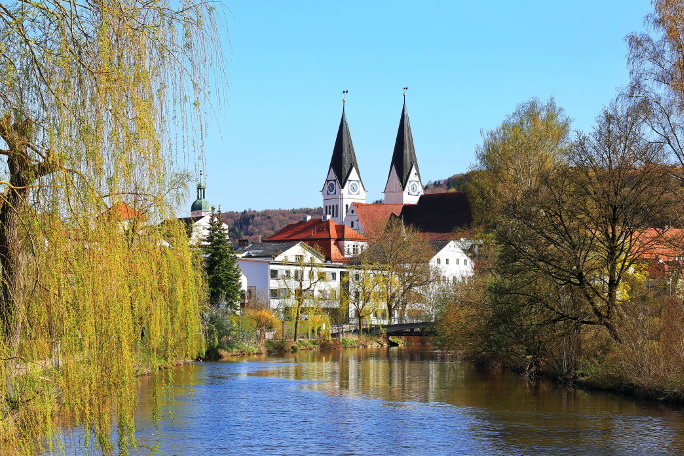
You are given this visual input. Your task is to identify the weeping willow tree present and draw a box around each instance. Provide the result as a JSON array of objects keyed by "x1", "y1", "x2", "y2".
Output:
[{"x1": 0, "y1": 0, "x2": 225, "y2": 454}]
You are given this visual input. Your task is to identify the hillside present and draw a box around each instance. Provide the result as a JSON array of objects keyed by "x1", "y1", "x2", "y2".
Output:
[
  {"x1": 423, "y1": 173, "x2": 470, "y2": 194},
  {"x1": 222, "y1": 208, "x2": 321, "y2": 242},
  {"x1": 222, "y1": 174, "x2": 470, "y2": 242}
]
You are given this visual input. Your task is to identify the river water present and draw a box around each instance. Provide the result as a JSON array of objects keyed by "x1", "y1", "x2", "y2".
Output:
[{"x1": 66, "y1": 347, "x2": 684, "y2": 455}]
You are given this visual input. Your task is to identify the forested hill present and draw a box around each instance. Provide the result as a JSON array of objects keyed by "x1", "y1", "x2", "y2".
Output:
[
  {"x1": 222, "y1": 208, "x2": 321, "y2": 242},
  {"x1": 222, "y1": 174, "x2": 470, "y2": 242},
  {"x1": 423, "y1": 173, "x2": 470, "y2": 194}
]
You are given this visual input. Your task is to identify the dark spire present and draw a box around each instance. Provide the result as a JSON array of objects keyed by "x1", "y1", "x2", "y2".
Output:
[
  {"x1": 389, "y1": 94, "x2": 421, "y2": 189},
  {"x1": 329, "y1": 100, "x2": 363, "y2": 188}
]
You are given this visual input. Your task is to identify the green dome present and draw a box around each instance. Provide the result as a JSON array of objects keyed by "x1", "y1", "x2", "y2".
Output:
[{"x1": 191, "y1": 198, "x2": 211, "y2": 213}]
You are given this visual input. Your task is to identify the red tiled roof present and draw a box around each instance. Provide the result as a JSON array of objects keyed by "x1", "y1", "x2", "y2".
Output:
[
  {"x1": 353, "y1": 203, "x2": 403, "y2": 238},
  {"x1": 631, "y1": 228, "x2": 684, "y2": 277},
  {"x1": 263, "y1": 217, "x2": 366, "y2": 261},
  {"x1": 103, "y1": 202, "x2": 144, "y2": 221}
]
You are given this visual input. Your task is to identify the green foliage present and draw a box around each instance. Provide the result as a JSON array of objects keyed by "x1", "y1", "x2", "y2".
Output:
[
  {"x1": 203, "y1": 309, "x2": 238, "y2": 359},
  {"x1": 202, "y1": 208, "x2": 243, "y2": 309},
  {"x1": 471, "y1": 98, "x2": 570, "y2": 227},
  {"x1": 265, "y1": 340, "x2": 293, "y2": 353},
  {"x1": 0, "y1": 0, "x2": 226, "y2": 453}
]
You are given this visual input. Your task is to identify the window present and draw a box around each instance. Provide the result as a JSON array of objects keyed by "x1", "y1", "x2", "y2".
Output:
[
  {"x1": 345, "y1": 204, "x2": 349, "y2": 215},
  {"x1": 329, "y1": 272, "x2": 337, "y2": 281},
  {"x1": 294, "y1": 270, "x2": 301, "y2": 280},
  {"x1": 318, "y1": 271, "x2": 327, "y2": 281},
  {"x1": 270, "y1": 289, "x2": 278, "y2": 299},
  {"x1": 352, "y1": 244, "x2": 359, "y2": 255},
  {"x1": 464, "y1": 259, "x2": 468, "y2": 265},
  {"x1": 295, "y1": 255, "x2": 304, "y2": 263},
  {"x1": 437, "y1": 258, "x2": 441, "y2": 265},
  {"x1": 270, "y1": 269, "x2": 278, "y2": 279},
  {"x1": 455, "y1": 259, "x2": 460, "y2": 265},
  {"x1": 309, "y1": 269, "x2": 315, "y2": 279},
  {"x1": 446, "y1": 258, "x2": 450, "y2": 265},
  {"x1": 354, "y1": 290, "x2": 360, "y2": 301},
  {"x1": 351, "y1": 221, "x2": 355, "y2": 228},
  {"x1": 354, "y1": 273, "x2": 360, "y2": 281},
  {"x1": 285, "y1": 270, "x2": 291, "y2": 278}
]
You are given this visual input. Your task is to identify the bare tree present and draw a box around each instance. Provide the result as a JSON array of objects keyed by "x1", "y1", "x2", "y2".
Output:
[
  {"x1": 359, "y1": 219, "x2": 435, "y2": 324},
  {"x1": 496, "y1": 99, "x2": 677, "y2": 341}
]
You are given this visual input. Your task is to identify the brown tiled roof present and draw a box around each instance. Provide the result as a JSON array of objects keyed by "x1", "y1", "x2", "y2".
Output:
[{"x1": 399, "y1": 192, "x2": 472, "y2": 240}]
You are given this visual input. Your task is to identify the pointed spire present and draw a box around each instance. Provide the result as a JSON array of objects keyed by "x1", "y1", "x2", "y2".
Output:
[
  {"x1": 329, "y1": 93, "x2": 363, "y2": 188},
  {"x1": 389, "y1": 89, "x2": 421, "y2": 189}
]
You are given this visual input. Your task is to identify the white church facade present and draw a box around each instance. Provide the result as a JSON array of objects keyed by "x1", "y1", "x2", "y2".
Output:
[{"x1": 321, "y1": 94, "x2": 426, "y2": 228}]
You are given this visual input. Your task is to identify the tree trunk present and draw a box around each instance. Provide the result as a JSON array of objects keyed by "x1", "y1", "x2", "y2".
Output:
[
  {"x1": 0, "y1": 181, "x2": 29, "y2": 352},
  {"x1": 0, "y1": 115, "x2": 60, "y2": 403}
]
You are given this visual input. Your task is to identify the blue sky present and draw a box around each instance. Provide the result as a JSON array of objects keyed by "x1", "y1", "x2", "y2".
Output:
[{"x1": 193, "y1": 1, "x2": 653, "y2": 213}]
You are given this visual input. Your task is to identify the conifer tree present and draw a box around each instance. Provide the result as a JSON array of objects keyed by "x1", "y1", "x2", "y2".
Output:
[{"x1": 203, "y1": 208, "x2": 243, "y2": 309}]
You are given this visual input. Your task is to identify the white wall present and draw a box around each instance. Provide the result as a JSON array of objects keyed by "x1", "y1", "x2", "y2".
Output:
[{"x1": 429, "y1": 241, "x2": 474, "y2": 283}]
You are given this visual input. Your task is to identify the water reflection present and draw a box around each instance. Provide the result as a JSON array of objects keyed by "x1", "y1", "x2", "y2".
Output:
[{"x1": 60, "y1": 347, "x2": 684, "y2": 455}]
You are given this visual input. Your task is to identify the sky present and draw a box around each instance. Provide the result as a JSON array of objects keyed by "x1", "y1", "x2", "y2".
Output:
[{"x1": 192, "y1": 1, "x2": 654, "y2": 214}]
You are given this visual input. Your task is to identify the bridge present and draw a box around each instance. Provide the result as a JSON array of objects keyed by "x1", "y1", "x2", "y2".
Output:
[
  {"x1": 333, "y1": 315, "x2": 435, "y2": 337},
  {"x1": 367, "y1": 320, "x2": 434, "y2": 336}
]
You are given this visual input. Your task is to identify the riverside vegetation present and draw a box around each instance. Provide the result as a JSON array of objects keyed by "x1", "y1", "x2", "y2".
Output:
[
  {"x1": 435, "y1": 1, "x2": 684, "y2": 402},
  {"x1": 0, "y1": 0, "x2": 226, "y2": 454}
]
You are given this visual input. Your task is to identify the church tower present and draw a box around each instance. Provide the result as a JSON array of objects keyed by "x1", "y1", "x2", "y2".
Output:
[
  {"x1": 190, "y1": 182, "x2": 211, "y2": 217},
  {"x1": 383, "y1": 90, "x2": 423, "y2": 205},
  {"x1": 322, "y1": 95, "x2": 366, "y2": 224}
]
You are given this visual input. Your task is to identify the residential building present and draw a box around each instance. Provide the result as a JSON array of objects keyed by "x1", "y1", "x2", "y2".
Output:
[{"x1": 237, "y1": 241, "x2": 346, "y2": 312}]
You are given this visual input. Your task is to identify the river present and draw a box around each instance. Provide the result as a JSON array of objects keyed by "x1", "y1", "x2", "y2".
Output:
[{"x1": 61, "y1": 347, "x2": 684, "y2": 455}]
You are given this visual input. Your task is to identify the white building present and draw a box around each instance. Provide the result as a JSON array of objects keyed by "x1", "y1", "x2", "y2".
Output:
[
  {"x1": 429, "y1": 240, "x2": 475, "y2": 284},
  {"x1": 321, "y1": 102, "x2": 367, "y2": 225},
  {"x1": 383, "y1": 96, "x2": 424, "y2": 205},
  {"x1": 179, "y1": 182, "x2": 229, "y2": 245},
  {"x1": 237, "y1": 241, "x2": 346, "y2": 312}
]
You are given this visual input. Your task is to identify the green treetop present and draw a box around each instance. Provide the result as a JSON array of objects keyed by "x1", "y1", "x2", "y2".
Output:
[{"x1": 203, "y1": 208, "x2": 243, "y2": 309}]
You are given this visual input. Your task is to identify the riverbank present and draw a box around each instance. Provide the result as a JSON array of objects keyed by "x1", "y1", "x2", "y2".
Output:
[{"x1": 207, "y1": 334, "x2": 398, "y2": 360}]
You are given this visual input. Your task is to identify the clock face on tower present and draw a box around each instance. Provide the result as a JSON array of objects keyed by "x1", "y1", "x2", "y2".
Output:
[
  {"x1": 408, "y1": 181, "x2": 420, "y2": 195},
  {"x1": 348, "y1": 181, "x2": 360, "y2": 195},
  {"x1": 326, "y1": 181, "x2": 336, "y2": 195}
]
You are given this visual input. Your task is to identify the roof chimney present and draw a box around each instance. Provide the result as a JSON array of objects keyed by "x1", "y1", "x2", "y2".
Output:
[{"x1": 302, "y1": 215, "x2": 311, "y2": 222}]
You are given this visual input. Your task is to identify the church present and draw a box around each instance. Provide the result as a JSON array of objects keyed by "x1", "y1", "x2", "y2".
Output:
[
  {"x1": 322, "y1": 93, "x2": 472, "y2": 240},
  {"x1": 234, "y1": 94, "x2": 475, "y2": 312}
]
